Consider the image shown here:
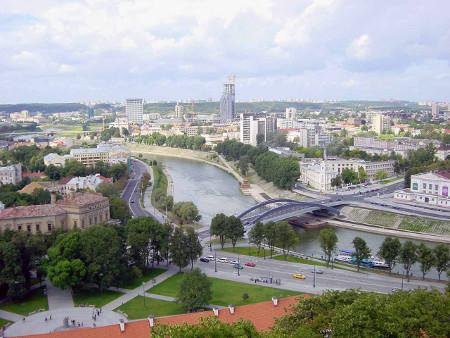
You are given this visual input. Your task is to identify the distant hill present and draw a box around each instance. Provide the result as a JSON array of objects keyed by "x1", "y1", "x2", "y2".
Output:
[{"x1": 0, "y1": 103, "x2": 86, "y2": 115}]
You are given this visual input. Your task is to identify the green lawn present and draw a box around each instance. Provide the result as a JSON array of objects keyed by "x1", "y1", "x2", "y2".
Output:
[
  {"x1": 114, "y1": 296, "x2": 185, "y2": 320},
  {"x1": 0, "y1": 287, "x2": 48, "y2": 316},
  {"x1": 152, "y1": 165, "x2": 168, "y2": 196},
  {"x1": 0, "y1": 318, "x2": 13, "y2": 327},
  {"x1": 207, "y1": 238, "x2": 246, "y2": 245},
  {"x1": 149, "y1": 273, "x2": 302, "y2": 307},
  {"x1": 121, "y1": 268, "x2": 167, "y2": 290},
  {"x1": 398, "y1": 217, "x2": 450, "y2": 235},
  {"x1": 365, "y1": 210, "x2": 399, "y2": 227},
  {"x1": 72, "y1": 289, "x2": 124, "y2": 308},
  {"x1": 220, "y1": 246, "x2": 266, "y2": 257},
  {"x1": 379, "y1": 177, "x2": 403, "y2": 184}
]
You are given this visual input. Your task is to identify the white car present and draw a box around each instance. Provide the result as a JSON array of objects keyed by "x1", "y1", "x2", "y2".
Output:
[
  {"x1": 205, "y1": 255, "x2": 215, "y2": 261},
  {"x1": 230, "y1": 260, "x2": 239, "y2": 265},
  {"x1": 217, "y1": 258, "x2": 228, "y2": 263}
]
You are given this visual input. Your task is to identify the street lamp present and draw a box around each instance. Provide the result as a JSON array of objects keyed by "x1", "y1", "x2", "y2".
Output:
[
  {"x1": 313, "y1": 265, "x2": 316, "y2": 288},
  {"x1": 142, "y1": 282, "x2": 146, "y2": 309},
  {"x1": 99, "y1": 273, "x2": 103, "y2": 299},
  {"x1": 214, "y1": 251, "x2": 217, "y2": 273},
  {"x1": 237, "y1": 253, "x2": 240, "y2": 276},
  {"x1": 263, "y1": 240, "x2": 266, "y2": 260}
]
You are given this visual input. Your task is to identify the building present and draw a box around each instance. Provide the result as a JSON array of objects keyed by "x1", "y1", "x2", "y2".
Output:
[
  {"x1": 352, "y1": 136, "x2": 440, "y2": 157},
  {"x1": 70, "y1": 148, "x2": 109, "y2": 166},
  {"x1": 290, "y1": 125, "x2": 333, "y2": 148},
  {"x1": 175, "y1": 103, "x2": 184, "y2": 119},
  {"x1": 323, "y1": 158, "x2": 395, "y2": 182},
  {"x1": 431, "y1": 103, "x2": 440, "y2": 118},
  {"x1": 220, "y1": 83, "x2": 235, "y2": 123},
  {"x1": 183, "y1": 126, "x2": 199, "y2": 137},
  {"x1": 44, "y1": 153, "x2": 74, "y2": 167},
  {"x1": 372, "y1": 114, "x2": 391, "y2": 134},
  {"x1": 277, "y1": 118, "x2": 294, "y2": 129},
  {"x1": 239, "y1": 113, "x2": 276, "y2": 146},
  {"x1": 436, "y1": 145, "x2": 450, "y2": 160},
  {"x1": 87, "y1": 106, "x2": 95, "y2": 119},
  {"x1": 394, "y1": 170, "x2": 450, "y2": 208},
  {"x1": 96, "y1": 143, "x2": 131, "y2": 164},
  {"x1": 285, "y1": 107, "x2": 296, "y2": 119},
  {"x1": 0, "y1": 192, "x2": 110, "y2": 234},
  {"x1": 300, "y1": 162, "x2": 337, "y2": 191},
  {"x1": 0, "y1": 164, "x2": 22, "y2": 185},
  {"x1": 126, "y1": 98, "x2": 144, "y2": 125}
]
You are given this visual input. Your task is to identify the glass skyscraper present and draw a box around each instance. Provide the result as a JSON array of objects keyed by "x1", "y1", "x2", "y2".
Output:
[{"x1": 220, "y1": 83, "x2": 235, "y2": 123}]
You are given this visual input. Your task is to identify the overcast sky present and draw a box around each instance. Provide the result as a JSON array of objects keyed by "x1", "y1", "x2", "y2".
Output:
[{"x1": 1, "y1": 0, "x2": 449, "y2": 103}]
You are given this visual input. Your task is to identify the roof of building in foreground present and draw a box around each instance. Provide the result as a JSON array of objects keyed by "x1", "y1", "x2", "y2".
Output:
[{"x1": 19, "y1": 296, "x2": 304, "y2": 338}]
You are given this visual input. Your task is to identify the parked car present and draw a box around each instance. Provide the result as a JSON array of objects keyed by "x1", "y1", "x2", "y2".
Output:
[
  {"x1": 245, "y1": 262, "x2": 255, "y2": 267},
  {"x1": 199, "y1": 257, "x2": 209, "y2": 263},
  {"x1": 293, "y1": 274, "x2": 306, "y2": 279},
  {"x1": 205, "y1": 255, "x2": 215, "y2": 261},
  {"x1": 391, "y1": 288, "x2": 401, "y2": 293},
  {"x1": 218, "y1": 258, "x2": 228, "y2": 263},
  {"x1": 131, "y1": 200, "x2": 135, "y2": 203},
  {"x1": 233, "y1": 264, "x2": 243, "y2": 269},
  {"x1": 311, "y1": 270, "x2": 323, "y2": 274},
  {"x1": 230, "y1": 260, "x2": 239, "y2": 265}
]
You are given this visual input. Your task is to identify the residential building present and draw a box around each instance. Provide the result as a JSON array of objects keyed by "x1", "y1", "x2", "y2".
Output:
[
  {"x1": 394, "y1": 170, "x2": 450, "y2": 208},
  {"x1": 87, "y1": 106, "x2": 94, "y2": 119},
  {"x1": 70, "y1": 148, "x2": 109, "y2": 166},
  {"x1": 372, "y1": 114, "x2": 391, "y2": 134},
  {"x1": 109, "y1": 118, "x2": 129, "y2": 135},
  {"x1": 96, "y1": 143, "x2": 131, "y2": 164},
  {"x1": 431, "y1": 103, "x2": 440, "y2": 118},
  {"x1": 0, "y1": 192, "x2": 110, "y2": 234},
  {"x1": 352, "y1": 136, "x2": 440, "y2": 157},
  {"x1": 126, "y1": 98, "x2": 144, "y2": 125},
  {"x1": 175, "y1": 102, "x2": 184, "y2": 119},
  {"x1": 323, "y1": 158, "x2": 395, "y2": 182},
  {"x1": 0, "y1": 164, "x2": 22, "y2": 185},
  {"x1": 285, "y1": 107, "x2": 296, "y2": 119},
  {"x1": 239, "y1": 113, "x2": 276, "y2": 146},
  {"x1": 49, "y1": 137, "x2": 73, "y2": 149},
  {"x1": 183, "y1": 126, "x2": 199, "y2": 137},
  {"x1": 31, "y1": 136, "x2": 53, "y2": 147},
  {"x1": 220, "y1": 83, "x2": 235, "y2": 123},
  {"x1": 44, "y1": 153, "x2": 74, "y2": 167},
  {"x1": 300, "y1": 162, "x2": 337, "y2": 191},
  {"x1": 277, "y1": 118, "x2": 294, "y2": 129},
  {"x1": 290, "y1": 125, "x2": 333, "y2": 148},
  {"x1": 436, "y1": 145, "x2": 450, "y2": 160}
]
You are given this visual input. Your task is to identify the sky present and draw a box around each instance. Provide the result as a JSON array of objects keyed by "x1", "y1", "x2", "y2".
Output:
[{"x1": 1, "y1": 0, "x2": 450, "y2": 103}]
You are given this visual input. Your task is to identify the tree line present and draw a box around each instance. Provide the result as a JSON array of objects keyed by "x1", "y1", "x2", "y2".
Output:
[
  {"x1": 215, "y1": 139, "x2": 300, "y2": 190},
  {"x1": 134, "y1": 133, "x2": 208, "y2": 151},
  {"x1": 319, "y1": 229, "x2": 449, "y2": 280}
]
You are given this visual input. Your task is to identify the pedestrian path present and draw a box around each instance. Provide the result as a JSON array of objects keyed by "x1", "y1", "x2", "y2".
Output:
[
  {"x1": 46, "y1": 280, "x2": 74, "y2": 310},
  {"x1": 103, "y1": 267, "x2": 178, "y2": 311},
  {"x1": 143, "y1": 292, "x2": 226, "y2": 310},
  {"x1": 0, "y1": 309, "x2": 23, "y2": 322}
]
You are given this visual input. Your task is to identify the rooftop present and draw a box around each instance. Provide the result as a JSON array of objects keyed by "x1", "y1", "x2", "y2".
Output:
[
  {"x1": 0, "y1": 204, "x2": 67, "y2": 219},
  {"x1": 70, "y1": 148, "x2": 109, "y2": 155},
  {"x1": 56, "y1": 192, "x2": 108, "y2": 206}
]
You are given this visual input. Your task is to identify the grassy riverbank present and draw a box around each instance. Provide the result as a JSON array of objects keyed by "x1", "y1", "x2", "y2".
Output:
[{"x1": 152, "y1": 165, "x2": 168, "y2": 196}]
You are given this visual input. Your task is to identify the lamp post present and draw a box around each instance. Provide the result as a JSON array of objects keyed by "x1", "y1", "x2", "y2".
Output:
[
  {"x1": 142, "y1": 282, "x2": 146, "y2": 309},
  {"x1": 214, "y1": 251, "x2": 217, "y2": 273},
  {"x1": 263, "y1": 240, "x2": 266, "y2": 260},
  {"x1": 313, "y1": 265, "x2": 316, "y2": 288},
  {"x1": 237, "y1": 253, "x2": 240, "y2": 276},
  {"x1": 99, "y1": 273, "x2": 103, "y2": 299}
]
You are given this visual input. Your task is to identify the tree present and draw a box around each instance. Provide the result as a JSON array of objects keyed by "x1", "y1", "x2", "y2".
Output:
[
  {"x1": 157, "y1": 195, "x2": 174, "y2": 213},
  {"x1": 239, "y1": 155, "x2": 250, "y2": 176},
  {"x1": 96, "y1": 182, "x2": 120, "y2": 200},
  {"x1": 417, "y1": 243, "x2": 436, "y2": 279},
  {"x1": 352, "y1": 237, "x2": 371, "y2": 271},
  {"x1": 210, "y1": 213, "x2": 227, "y2": 249},
  {"x1": 169, "y1": 227, "x2": 189, "y2": 272},
  {"x1": 185, "y1": 227, "x2": 203, "y2": 271},
  {"x1": 122, "y1": 127, "x2": 129, "y2": 136},
  {"x1": 378, "y1": 237, "x2": 401, "y2": 274},
  {"x1": 357, "y1": 166, "x2": 367, "y2": 183},
  {"x1": 275, "y1": 221, "x2": 299, "y2": 260},
  {"x1": 400, "y1": 241, "x2": 418, "y2": 281},
  {"x1": 256, "y1": 133, "x2": 265, "y2": 145},
  {"x1": 176, "y1": 268, "x2": 212, "y2": 311},
  {"x1": 319, "y1": 229, "x2": 338, "y2": 267},
  {"x1": 225, "y1": 216, "x2": 245, "y2": 253},
  {"x1": 433, "y1": 244, "x2": 450, "y2": 281},
  {"x1": 110, "y1": 198, "x2": 132, "y2": 224},
  {"x1": 375, "y1": 169, "x2": 388, "y2": 181},
  {"x1": 248, "y1": 221, "x2": 264, "y2": 256},
  {"x1": 341, "y1": 168, "x2": 358, "y2": 184},
  {"x1": 126, "y1": 217, "x2": 160, "y2": 269},
  {"x1": 263, "y1": 221, "x2": 278, "y2": 258},
  {"x1": 173, "y1": 202, "x2": 201, "y2": 224},
  {"x1": 331, "y1": 175, "x2": 342, "y2": 188}
]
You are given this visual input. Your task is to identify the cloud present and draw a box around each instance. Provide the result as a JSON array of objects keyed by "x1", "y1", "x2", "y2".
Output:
[{"x1": 58, "y1": 64, "x2": 77, "y2": 73}]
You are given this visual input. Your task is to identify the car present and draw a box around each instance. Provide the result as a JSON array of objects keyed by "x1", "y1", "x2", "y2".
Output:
[
  {"x1": 293, "y1": 274, "x2": 306, "y2": 279},
  {"x1": 245, "y1": 262, "x2": 255, "y2": 267},
  {"x1": 205, "y1": 255, "x2": 214, "y2": 261},
  {"x1": 233, "y1": 264, "x2": 243, "y2": 269},
  {"x1": 311, "y1": 270, "x2": 323, "y2": 274},
  {"x1": 131, "y1": 200, "x2": 135, "y2": 203},
  {"x1": 230, "y1": 260, "x2": 239, "y2": 265},
  {"x1": 217, "y1": 258, "x2": 228, "y2": 263},
  {"x1": 199, "y1": 257, "x2": 209, "y2": 263},
  {"x1": 391, "y1": 288, "x2": 401, "y2": 293}
]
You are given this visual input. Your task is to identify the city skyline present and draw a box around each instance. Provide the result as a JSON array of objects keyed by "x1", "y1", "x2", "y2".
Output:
[{"x1": 1, "y1": 0, "x2": 450, "y2": 103}]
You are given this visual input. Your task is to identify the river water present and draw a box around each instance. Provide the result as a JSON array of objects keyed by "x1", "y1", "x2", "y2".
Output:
[{"x1": 147, "y1": 154, "x2": 446, "y2": 280}]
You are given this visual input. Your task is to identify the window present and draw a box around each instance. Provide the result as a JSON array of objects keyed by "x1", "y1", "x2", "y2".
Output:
[
  {"x1": 27, "y1": 224, "x2": 31, "y2": 232},
  {"x1": 435, "y1": 185, "x2": 439, "y2": 190},
  {"x1": 48, "y1": 224, "x2": 52, "y2": 232},
  {"x1": 89, "y1": 218, "x2": 92, "y2": 225},
  {"x1": 95, "y1": 216, "x2": 97, "y2": 224},
  {"x1": 100, "y1": 215, "x2": 103, "y2": 222},
  {"x1": 423, "y1": 183, "x2": 426, "y2": 189},
  {"x1": 18, "y1": 225, "x2": 22, "y2": 230},
  {"x1": 429, "y1": 184, "x2": 432, "y2": 190},
  {"x1": 74, "y1": 220, "x2": 77, "y2": 228},
  {"x1": 36, "y1": 224, "x2": 40, "y2": 231},
  {"x1": 81, "y1": 219, "x2": 85, "y2": 228}
]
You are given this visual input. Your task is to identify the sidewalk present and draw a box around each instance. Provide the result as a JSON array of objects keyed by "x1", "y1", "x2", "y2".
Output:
[
  {"x1": 103, "y1": 267, "x2": 178, "y2": 311},
  {"x1": 46, "y1": 280, "x2": 74, "y2": 310},
  {"x1": 0, "y1": 309, "x2": 23, "y2": 322}
]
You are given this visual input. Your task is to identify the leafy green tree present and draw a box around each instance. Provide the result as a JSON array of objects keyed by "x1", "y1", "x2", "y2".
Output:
[
  {"x1": 357, "y1": 166, "x2": 367, "y2": 183},
  {"x1": 400, "y1": 241, "x2": 418, "y2": 281},
  {"x1": 96, "y1": 182, "x2": 120, "y2": 200},
  {"x1": 225, "y1": 216, "x2": 244, "y2": 253},
  {"x1": 417, "y1": 243, "x2": 436, "y2": 279},
  {"x1": 256, "y1": 133, "x2": 265, "y2": 145},
  {"x1": 319, "y1": 228, "x2": 338, "y2": 267},
  {"x1": 378, "y1": 237, "x2": 401, "y2": 274},
  {"x1": 185, "y1": 228, "x2": 203, "y2": 271},
  {"x1": 169, "y1": 227, "x2": 190, "y2": 272},
  {"x1": 341, "y1": 168, "x2": 358, "y2": 184},
  {"x1": 110, "y1": 198, "x2": 132, "y2": 224},
  {"x1": 210, "y1": 213, "x2": 227, "y2": 249},
  {"x1": 375, "y1": 169, "x2": 388, "y2": 180},
  {"x1": 239, "y1": 155, "x2": 250, "y2": 176},
  {"x1": 264, "y1": 221, "x2": 278, "y2": 258},
  {"x1": 107, "y1": 162, "x2": 127, "y2": 181},
  {"x1": 157, "y1": 195, "x2": 174, "y2": 212},
  {"x1": 173, "y1": 202, "x2": 201, "y2": 224},
  {"x1": 331, "y1": 175, "x2": 342, "y2": 188},
  {"x1": 352, "y1": 237, "x2": 371, "y2": 271},
  {"x1": 176, "y1": 268, "x2": 212, "y2": 312},
  {"x1": 433, "y1": 244, "x2": 450, "y2": 281},
  {"x1": 248, "y1": 221, "x2": 264, "y2": 256},
  {"x1": 31, "y1": 188, "x2": 51, "y2": 205},
  {"x1": 275, "y1": 221, "x2": 299, "y2": 260}
]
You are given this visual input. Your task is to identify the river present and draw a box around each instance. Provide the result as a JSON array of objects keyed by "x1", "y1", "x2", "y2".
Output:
[{"x1": 147, "y1": 154, "x2": 447, "y2": 281}]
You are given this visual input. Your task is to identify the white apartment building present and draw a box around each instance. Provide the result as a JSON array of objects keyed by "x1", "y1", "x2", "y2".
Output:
[
  {"x1": 300, "y1": 163, "x2": 337, "y2": 191},
  {"x1": 394, "y1": 170, "x2": 450, "y2": 208},
  {"x1": 324, "y1": 158, "x2": 395, "y2": 182},
  {"x1": 96, "y1": 143, "x2": 131, "y2": 164},
  {"x1": 175, "y1": 103, "x2": 184, "y2": 119},
  {"x1": 371, "y1": 114, "x2": 391, "y2": 134},
  {"x1": 240, "y1": 113, "x2": 277, "y2": 146},
  {"x1": 285, "y1": 107, "x2": 296, "y2": 119},
  {"x1": 44, "y1": 154, "x2": 74, "y2": 167},
  {"x1": 126, "y1": 98, "x2": 143, "y2": 125},
  {"x1": 0, "y1": 164, "x2": 22, "y2": 185}
]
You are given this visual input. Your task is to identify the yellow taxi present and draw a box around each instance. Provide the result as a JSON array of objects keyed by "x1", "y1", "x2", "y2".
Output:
[{"x1": 293, "y1": 273, "x2": 306, "y2": 279}]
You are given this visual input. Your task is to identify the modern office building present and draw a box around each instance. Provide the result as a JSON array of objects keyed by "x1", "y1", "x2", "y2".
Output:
[
  {"x1": 126, "y1": 98, "x2": 144, "y2": 125},
  {"x1": 0, "y1": 164, "x2": 22, "y2": 185},
  {"x1": 70, "y1": 148, "x2": 110, "y2": 166},
  {"x1": 87, "y1": 106, "x2": 94, "y2": 119},
  {"x1": 240, "y1": 113, "x2": 277, "y2": 146},
  {"x1": 220, "y1": 83, "x2": 235, "y2": 123},
  {"x1": 431, "y1": 103, "x2": 440, "y2": 118}
]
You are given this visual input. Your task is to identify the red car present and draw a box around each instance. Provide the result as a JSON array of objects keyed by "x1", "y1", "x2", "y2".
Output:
[{"x1": 245, "y1": 262, "x2": 255, "y2": 267}]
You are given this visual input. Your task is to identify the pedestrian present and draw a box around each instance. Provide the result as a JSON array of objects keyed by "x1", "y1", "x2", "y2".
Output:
[
  {"x1": 82, "y1": 322, "x2": 84, "y2": 327},
  {"x1": 22, "y1": 318, "x2": 25, "y2": 323},
  {"x1": 45, "y1": 317, "x2": 48, "y2": 323},
  {"x1": 49, "y1": 315, "x2": 52, "y2": 320},
  {"x1": 100, "y1": 307, "x2": 102, "y2": 313},
  {"x1": 93, "y1": 323, "x2": 96, "y2": 327}
]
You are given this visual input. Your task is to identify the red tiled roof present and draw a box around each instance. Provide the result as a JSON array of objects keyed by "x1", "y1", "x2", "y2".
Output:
[
  {"x1": 57, "y1": 177, "x2": 72, "y2": 185},
  {"x1": 23, "y1": 172, "x2": 47, "y2": 178},
  {"x1": 56, "y1": 192, "x2": 108, "y2": 206},
  {"x1": 0, "y1": 204, "x2": 67, "y2": 219},
  {"x1": 436, "y1": 170, "x2": 450, "y2": 180},
  {"x1": 98, "y1": 175, "x2": 113, "y2": 183},
  {"x1": 18, "y1": 296, "x2": 306, "y2": 338}
]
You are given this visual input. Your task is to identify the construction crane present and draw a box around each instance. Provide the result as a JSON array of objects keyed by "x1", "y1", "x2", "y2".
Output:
[
  {"x1": 183, "y1": 103, "x2": 196, "y2": 119},
  {"x1": 227, "y1": 74, "x2": 250, "y2": 85}
]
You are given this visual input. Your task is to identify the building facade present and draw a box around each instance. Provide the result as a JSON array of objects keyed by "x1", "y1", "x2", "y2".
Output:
[
  {"x1": 371, "y1": 114, "x2": 391, "y2": 134},
  {"x1": 70, "y1": 148, "x2": 109, "y2": 166},
  {"x1": 300, "y1": 163, "x2": 337, "y2": 191},
  {"x1": 126, "y1": 98, "x2": 144, "y2": 125},
  {"x1": 220, "y1": 83, "x2": 235, "y2": 123},
  {"x1": 0, "y1": 192, "x2": 110, "y2": 234},
  {"x1": 324, "y1": 158, "x2": 395, "y2": 182},
  {"x1": 175, "y1": 103, "x2": 184, "y2": 119},
  {"x1": 0, "y1": 164, "x2": 22, "y2": 185},
  {"x1": 239, "y1": 113, "x2": 277, "y2": 146},
  {"x1": 394, "y1": 170, "x2": 450, "y2": 208}
]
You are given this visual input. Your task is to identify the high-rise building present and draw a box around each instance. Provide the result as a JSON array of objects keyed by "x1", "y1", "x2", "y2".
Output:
[
  {"x1": 87, "y1": 107, "x2": 94, "y2": 119},
  {"x1": 240, "y1": 113, "x2": 277, "y2": 146},
  {"x1": 372, "y1": 114, "x2": 391, "y2": 134},
  {"x1": 431, "y1": 103, "x2": 440, "y2": 118},
  {"x1": 220, "y1": 83, "x2": 235, "y2": 123},
  {"x1": 285, "y1": 107, "x2": 296, "y2": 119},
  {"x1": 126, "y1": 98, "x2": 144, "y2": 125},
  {"x1": 175, "y1": 103, "x2": 184, "y2": 119}
]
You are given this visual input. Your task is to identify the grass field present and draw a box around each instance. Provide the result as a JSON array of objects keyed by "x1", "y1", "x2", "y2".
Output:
[
  {"x1": 207, "y1": 238, "x2": 246, "y2": 245},
  {"x1": 152, "y1": 165, "x2": 168, "y2": 196},
  {"x1": 398, "y1": 217, "x2": 450, "y2": 235},
  {"x1": 72, "y1": 289, "x2": 124, "y2": 308},
  {"x1": 0, "y1": 287, "x2": 48, "y2": 316},
  {"x1": 220, "y1": 246, "x2": 266, "y2": 257},
  {"x1": 114, "y1": 296, "x2": 185, "y2": 320},
  {"x1": 0, "y1": 318, "x2": 12, "y2": 327},
  {"x1": 379, "y1": 177, "x2": 403, "y2": 184},
  {"x1": 121, "y1": 268, "x2": 167, "y2": 290},
  {"x1": 149, "y1": 273, "x2": 302, "y2": 307},
  {"x1": 365, "y1": 210, "x2": 399, "y2": 227}
]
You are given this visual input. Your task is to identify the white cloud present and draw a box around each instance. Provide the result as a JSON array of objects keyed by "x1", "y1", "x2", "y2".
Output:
[
  {"x1": 346, "y1": 34, "x2": 370, "y2": 60},
  {"x1": 58, "y1": 64, "x2": 77, "y2": 73}
]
